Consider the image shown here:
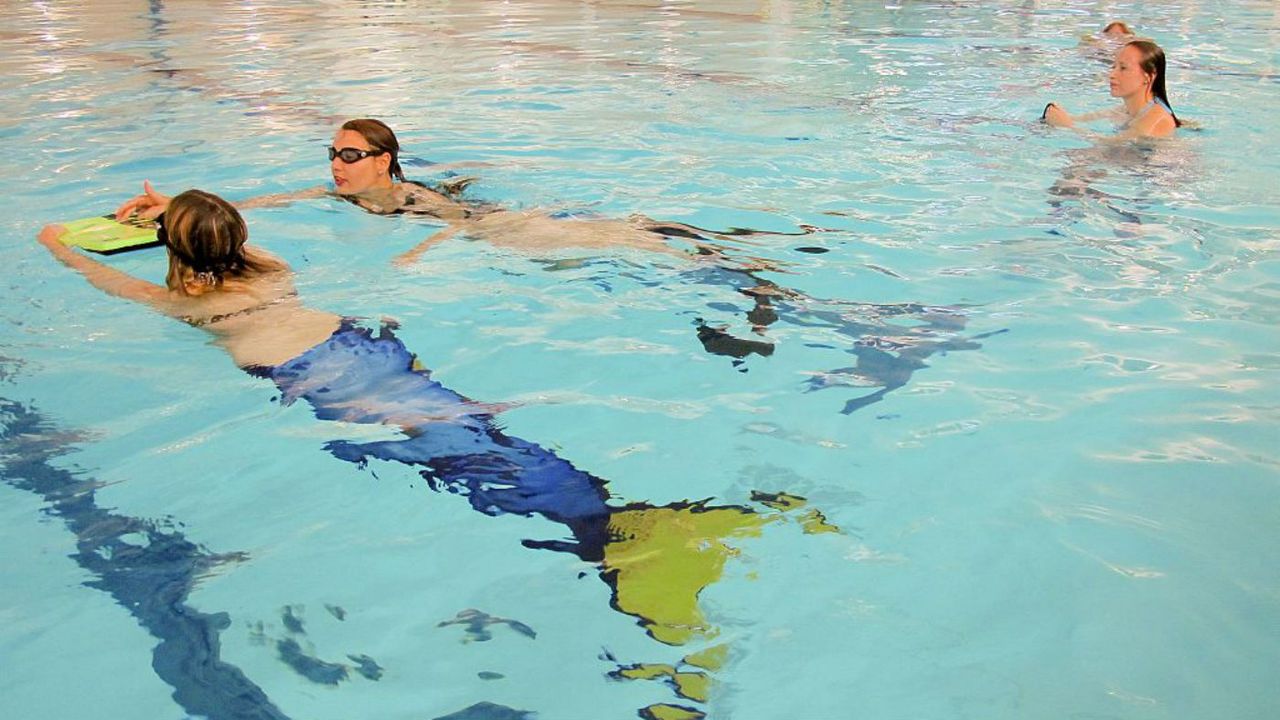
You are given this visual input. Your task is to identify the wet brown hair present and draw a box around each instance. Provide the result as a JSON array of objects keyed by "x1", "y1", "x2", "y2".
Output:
[
  {"x1": 1125, "y1": 40, "x2": 1182, "y2": 128},
  {"x1": 162, "y1": 190, "x2": 282, "y2": 293},
  {"x1": 341, "y1": 118, "x2": 405, "y2": 182},
  {"x1": 1102, "y1": 21, "x2": 1133, "y2": 36}
]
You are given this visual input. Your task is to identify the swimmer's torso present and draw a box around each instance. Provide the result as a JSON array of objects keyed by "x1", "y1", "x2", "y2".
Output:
[{"x1": 171, "y1": 273, "x2": 343, "y2": 367}]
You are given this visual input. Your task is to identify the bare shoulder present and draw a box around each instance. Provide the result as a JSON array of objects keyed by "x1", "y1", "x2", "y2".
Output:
[
  {"x1": 403, "y1": 181, "x2": 450, "y2": 202},
  {"x1": 1137, "y1": 107, "x2": 1177, "y2": 138}
]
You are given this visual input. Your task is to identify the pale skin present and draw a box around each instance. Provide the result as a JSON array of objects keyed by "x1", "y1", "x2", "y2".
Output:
[
  {"x1": 113, "y1": 128, "x2": 461, "y2": 219},
  {"x1": 1044, "y1": 44, "x2": 1176, "y2": 139},
  {"x1": 37, "y1": 223, "x2": 513, "y2": 424},
  {"x1": 36, "y1": 224, "x2": 341, "y2": 368},
  {"x1": 113, "y1": 127, "x2": 782, "y2": 269}
]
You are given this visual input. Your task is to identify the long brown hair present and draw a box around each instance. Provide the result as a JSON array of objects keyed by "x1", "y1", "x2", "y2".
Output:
[
  {"x1": 341, "y1": 118, "x2": 405, "y2": 182},
  {"x1": 1126, "y1": 40, "x2": 1181, "y2": 128},
  {"x1": 162, "y1": 190, "x2": 284, "y2": 293}
]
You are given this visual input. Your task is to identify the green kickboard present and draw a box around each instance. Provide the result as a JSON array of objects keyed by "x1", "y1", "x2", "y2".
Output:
[{"x1": 59, "y1": 214, "x2": 161, "y2": 254}]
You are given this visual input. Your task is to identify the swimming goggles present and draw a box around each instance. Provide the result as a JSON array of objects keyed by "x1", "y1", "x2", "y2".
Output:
[{"x1": 328, "y1": 146, "x2": 385, "y2": 163}]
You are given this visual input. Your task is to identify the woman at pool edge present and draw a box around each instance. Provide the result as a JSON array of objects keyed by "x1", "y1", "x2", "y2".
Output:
[
  {"x1": 1044, "y1": 39, "x2": 1181, "y2": 139},
  {"x1": 113, "y1": 118, "x2": 757, "y2": 263}
]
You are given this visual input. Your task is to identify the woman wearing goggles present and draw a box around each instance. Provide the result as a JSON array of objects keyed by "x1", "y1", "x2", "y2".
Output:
[
  {"x1": 114, "y1": 118, "x2": 469, "y2": 221},
  {"x1": 111, "y1": 119, "x2": 801, "y2": 263}
]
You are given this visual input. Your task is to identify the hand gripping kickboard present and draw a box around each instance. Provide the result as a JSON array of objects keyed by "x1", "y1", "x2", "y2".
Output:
[{"x1": 58, "y1": 214, "x2": 161, "y2": 254}]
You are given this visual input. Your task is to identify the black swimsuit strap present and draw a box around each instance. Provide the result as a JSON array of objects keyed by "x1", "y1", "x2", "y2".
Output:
[{"x1": 182, "y1": 290, "x2": 298, "y2": 328}]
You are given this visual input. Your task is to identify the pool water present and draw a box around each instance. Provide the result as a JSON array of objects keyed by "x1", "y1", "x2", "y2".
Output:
[{"x1": 2, "y1": 2, "x2": 1278, "y2": 719}]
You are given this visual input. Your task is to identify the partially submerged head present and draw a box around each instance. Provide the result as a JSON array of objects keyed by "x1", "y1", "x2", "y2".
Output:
[
  {"x1": 330, "y1": 118, "x2": 405, "y2": 195},
  {"x1": 161, "y1": 189, "x2": 250, "y2": 293},
  {"x1": 1101, "y1": 21, "x2": 1133, "y2": 38},
  {"x1": 1111, "y1": 40, "x2": 1181, "y2": 126}
]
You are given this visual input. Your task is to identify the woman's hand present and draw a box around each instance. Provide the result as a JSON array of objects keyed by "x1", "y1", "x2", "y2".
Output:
[
  {"x1": 1042, "y1": 103, "x2": 1074, "y2": 128},
  {"x1": 114, "y1": 180, "x2": 172, "y2": 221}
]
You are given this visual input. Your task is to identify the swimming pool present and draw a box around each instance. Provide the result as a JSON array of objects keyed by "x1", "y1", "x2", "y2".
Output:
[{"x1": 2, "y1": 1, "x2": 1278, "y2": 718}]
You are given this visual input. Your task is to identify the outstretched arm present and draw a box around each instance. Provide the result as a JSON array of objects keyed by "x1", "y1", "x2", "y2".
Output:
[
  {"x1": 234, "y1": 185, "x2": 331, "y2": 210},
  {"x1": 1072, "y1": 108, "x2": 1124, "y2": 123},
  {"x1": 115, "y1": 180, "x2": 331, "y2": 220},
  {"x1": 392, "y1": 225, "x2": 463, "y2": 267},
  {"x1": 37, "y1": 225, "x2": 170, "y2": 309}
]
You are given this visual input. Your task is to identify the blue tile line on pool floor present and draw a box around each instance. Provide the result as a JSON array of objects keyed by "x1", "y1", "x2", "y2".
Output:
[{"x1": 0, "y1": 398, "x2": 293, "y2": 720}]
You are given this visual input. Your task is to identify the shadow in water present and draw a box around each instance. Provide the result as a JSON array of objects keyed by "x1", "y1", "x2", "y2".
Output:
[
  {"x1": 679, "y1": 262, "x2": 1006, "y2": 413},
  {"x1": 0, "y1": 318, "x2": 844, "y2": 720},
  {"x1": 0, "y1": 398, "x2": 291, "y2": 720}
]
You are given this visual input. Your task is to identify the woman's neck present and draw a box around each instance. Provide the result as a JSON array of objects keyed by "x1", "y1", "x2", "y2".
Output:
[
  {"x1": 357, "y1": 179, "x2": 398, "y2": 198},
  {"x1": 1123, "y1": 88, "x2": 1155, "y2": 117}
]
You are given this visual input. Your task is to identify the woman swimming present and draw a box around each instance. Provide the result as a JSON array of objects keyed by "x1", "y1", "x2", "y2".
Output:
[
  {"x1": 113, "y1": 118, "x2": 777, "y2": 259},
  {"x1": 114, "y1": 119, "x2": 465, "y2": 219},
  {"x1": 106, "y1": 130, "x2": 987, "y2": 411},
  {"x1": 108, "y1": 122, "x2": 987, "y2": 411},
  {"x1": 37, "y1": 192, "x2": 835, "y2": 717},
  {"x1": 1044, "y1": 39, "x2": 1181, "y2": 139}
]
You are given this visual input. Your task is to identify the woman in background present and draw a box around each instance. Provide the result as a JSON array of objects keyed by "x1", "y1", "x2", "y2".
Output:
[{"x1": 1044, "y1": 39, "x2": 1181, "y2": 139}]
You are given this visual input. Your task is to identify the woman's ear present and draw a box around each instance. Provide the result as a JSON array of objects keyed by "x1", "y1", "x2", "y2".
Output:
[{"x1": 377, "y1": 153, "x2": 393, "y2": 180}]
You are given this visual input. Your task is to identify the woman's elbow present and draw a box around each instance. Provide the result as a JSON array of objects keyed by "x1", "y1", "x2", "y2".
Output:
[{"x1": 38, "y1": 224, "x2": 68, "y2": 243}]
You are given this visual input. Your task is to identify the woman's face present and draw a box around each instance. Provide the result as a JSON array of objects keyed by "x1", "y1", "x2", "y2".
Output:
[
  {"x1": 1109, "y1": 45, "x2": 1152, "y2": 99},
  {"x1": 330, "y1": 128, "x2": 392, "y2": 195}
]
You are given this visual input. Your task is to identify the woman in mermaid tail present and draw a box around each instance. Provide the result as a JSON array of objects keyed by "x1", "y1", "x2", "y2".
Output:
[
  {"x1": 39, "y1": 189, "x2": 611, "y2": 533},
  {"x1": 105, "y1": 116, "x2": 986, "y2": 412},
  {"x1": 40, "y1": 189, "x2": 844, "y2": 718}
]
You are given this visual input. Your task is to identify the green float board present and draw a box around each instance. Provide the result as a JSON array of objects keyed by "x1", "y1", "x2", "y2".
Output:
[{"x1": 59, "y1": 214, "x2": 161, "y2": 254}]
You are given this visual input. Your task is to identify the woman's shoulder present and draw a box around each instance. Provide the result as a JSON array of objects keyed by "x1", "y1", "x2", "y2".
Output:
[
  {"x1": 394, "y1": 181, "x2": 472, "y2": 219},
  {"x1": 400, "y1": 180, "x2": 450, "y2": 201},
  {"x1": 1137, "y1": 105, "x2": 1177, "y2": 137}
]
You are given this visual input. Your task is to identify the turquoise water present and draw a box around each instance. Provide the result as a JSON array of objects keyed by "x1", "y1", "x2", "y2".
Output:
[{"x1": 2, "y1": 1, "x2": 1278, "y2": 719}]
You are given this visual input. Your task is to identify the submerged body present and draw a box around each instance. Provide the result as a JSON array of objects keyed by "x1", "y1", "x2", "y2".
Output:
[
  {"x1": 250, "y1": 319, "x2": 613, "y2": 542},
  {"x1": 115, "y1": 119, "x2": 720, "y2": 260}
]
